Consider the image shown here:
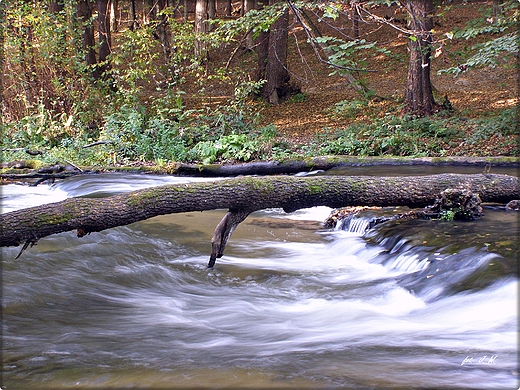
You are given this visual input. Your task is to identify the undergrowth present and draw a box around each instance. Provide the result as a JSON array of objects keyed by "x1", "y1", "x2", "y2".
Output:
[
  {"x1": 1, "y1": 102, "x2": 517, "y2": 167},
  {"x1": 307, "y1": 106, "x2": 518, "y2": 158}
]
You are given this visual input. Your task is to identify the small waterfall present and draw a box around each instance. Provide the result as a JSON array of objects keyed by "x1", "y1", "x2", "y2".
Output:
[{"x1": 336, "y1": 215, "x2": 374, "y2": 234}]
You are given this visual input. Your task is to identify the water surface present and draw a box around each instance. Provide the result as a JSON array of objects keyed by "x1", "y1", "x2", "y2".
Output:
[{"x1": 1, "y1": 171, "x2": 518, "y2": 389}]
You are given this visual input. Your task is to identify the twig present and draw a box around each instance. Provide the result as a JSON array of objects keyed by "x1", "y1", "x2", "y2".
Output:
[
  {"x1": 82, "y1": 141, "x2": 110, "y2": 148},
  {"x1": 65, "y1": 160, "x2": 83, "y2": 172},
  {"x1": 225, "y1": 27, "x2": 254, "y2": 70}
]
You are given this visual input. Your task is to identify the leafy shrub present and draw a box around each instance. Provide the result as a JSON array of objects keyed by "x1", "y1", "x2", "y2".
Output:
[
  {"x1": 312, "y1": 114, "x2": 463, "y2": 157},
  {"x1": 468, "y1": 108, "x2": 518, "y2": 143},
  {"x1": 191, "y1": 133, "x2": 261, "y2": 164},
  {"x1": 327, "y1": 99, "x2": 368, "y2": 119}
]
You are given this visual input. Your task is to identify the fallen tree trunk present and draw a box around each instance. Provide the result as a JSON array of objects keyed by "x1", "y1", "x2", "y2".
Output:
[
  {"x1": 3, "y1": 156, "x2": 518, "y2": 183},
  {"x1": 1, "y1": 174, "x2": 519, "y2": 266}
]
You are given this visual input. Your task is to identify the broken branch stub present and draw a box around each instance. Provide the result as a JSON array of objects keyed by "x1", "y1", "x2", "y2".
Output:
[{"x1": 209, "y1": 209, "x2": 251, "y2": 268}]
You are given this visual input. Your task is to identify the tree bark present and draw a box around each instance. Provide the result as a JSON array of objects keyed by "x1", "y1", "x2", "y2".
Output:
[
  {"x1": 2, "y1": 174, "x2": 518, "y2": 258},
  {"x1": 76, "y1": 0, "x2": 98, "y2": 78},
  {"x1": 110, "y1": 0, "x2": 118, "y2": 32},
  {"x1": 261, "y1": 0, "x2": 289, "y2": 104},
  {"x1": 243, "y1": 0, "x2": 256, "y2": 50},
  {"x1": 351, "y1": 1, "x2": 359, "y2": 39},
  {"x1": 195, "y1": 0, "x2": 214, "y2": 58},
  {"x1": 97, "y1": 0, "x2": 112, "y2": 74},
  {"x1": 492, "y1": 0, "x2": 503, "y2": 23},
  {"x1": 129, "y1": 0, "x2": 136, "y2": 30},
  {"x1": 49, "y1": 0, "x2": 65, "y2": 13},
  {"x1": 404, "y1": 0, "x2": 439, "y2": 116},
  {"x1": 225, "y1": 0, "x2": 232, "y2": 16},
  {"x1": 153, "y1": 0, "x2": 177, "y2": 82}
]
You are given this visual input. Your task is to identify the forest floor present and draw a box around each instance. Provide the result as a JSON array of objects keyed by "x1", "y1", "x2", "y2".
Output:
[{"x1": 184, "y1": 0, "x2": 518, "y2": 157}]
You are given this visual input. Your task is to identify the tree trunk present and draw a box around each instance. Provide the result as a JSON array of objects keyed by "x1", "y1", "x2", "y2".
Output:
[
  {"x1": 97, "y1": 0, "x2": 112, "y2": 74},
  {"x1": 209, "y1": 0, "x2": 216, "y2": 21},
  {"x1": 110, "y1": 0, "x2": 118, "y2": 32},
  {"x1": 262, "y1": 0, "x2": 289, "y2": 104},
  {"x1": 404, "y1": 0, "x2": 439, "y2": 116},
  {"x1": 350, "y1": 1, "x2": 359, "y2": 39},
  {"x1": 49, "y1": 0, "x2": 65, "y2": 13},
  {"x1": 129, "y1": 0, "x2": 137, "y2": 30},
  {"x1": 225, "y1": 0, "x2": 232, "y2": 16},
  {"x1": 243, "y1": 0, "x2": 256, "y2": 50},
  {"x1": 76, "y1": 0, "x2": 98, "y2": 78},
  {"x1": 153, "y1": 0, "x2": 177, "y2": 82},
  {"x1": 195, "y1": 0, "x2": 212, "y2": 58},
  {"x1": 492, "y1": 0, "x2": 503, "y2": 23},
  {"x1": 254, "y1": 0, "x2": 269, "y2": 82},
  {"x1": 2, "y1": 175, "x2": 518, "y2": 266}
]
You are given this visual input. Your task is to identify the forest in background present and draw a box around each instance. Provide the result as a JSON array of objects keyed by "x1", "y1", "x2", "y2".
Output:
[{"x1": 1, "y1": 0, "x2": 518, "y2": 169}]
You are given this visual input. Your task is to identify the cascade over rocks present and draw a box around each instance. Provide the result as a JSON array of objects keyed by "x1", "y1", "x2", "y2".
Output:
[{"x1": 1, "y1": 173, "x2": 519, "y2": 267}]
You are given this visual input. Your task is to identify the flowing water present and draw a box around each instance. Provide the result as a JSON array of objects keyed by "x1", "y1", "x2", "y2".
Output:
[{"x1": 1, "y1": 170, "x2": 518, "y2": 389}]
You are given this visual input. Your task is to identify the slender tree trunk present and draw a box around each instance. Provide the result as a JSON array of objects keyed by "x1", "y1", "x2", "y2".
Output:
[
  {"x1": 404, "y1": 0, "x2": 439, "y2": 116},
  {"x1": 153, "y1": 0, "x2": 177, "y2": 82},
  {"x1": 110, "y1": 0, "x2": 118, "y2": 32},
  {"x1": 129, "y1": 0, "x2": 137, "y2": 30},
  {"x1": 97, "y1": 0, "x2": 112, "y2": 72},
  {"x1": 225, "y1": 0, "x2": 232, "y2": 16},
  {"x1": 351, "y1": 1, "x2": 359, "y2": 39},
  {"x1": 76, "y1": 0, "x2": 98, "y2": 78},
  {"x1": 208, "y1": 0, "x2": 215, "y2": 21},
  {"x1": 492, "y1": 0, "x2": 503, "y2": 23},
  {"x1": 195, "y1": 0, "x2": 212, "y2": 58},
  {"x1": 254, "y1": 1, "x2": 269, "y2": 82},
  {"x1": 243, "y1": 0, "x2": 256, "y2": 49}
]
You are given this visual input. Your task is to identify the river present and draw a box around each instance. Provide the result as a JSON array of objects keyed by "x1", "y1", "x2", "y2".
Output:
[{"x1": 1, "y1": 168, "x2": 518, "y2": 389}]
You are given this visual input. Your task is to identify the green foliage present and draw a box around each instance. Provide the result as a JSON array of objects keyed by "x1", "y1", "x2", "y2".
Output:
[
  {"x1": 3, "y1": 1, "x2": 104, "y2": 123},
  {"x1": 311, "y1": 113, "x2": 466, "y2": 157},
  {"x1": 466, "y1": 108, "x2": 519, "y2": 144},
  {"x1": 192, "y1": 134, "x2": 262, "y2": 164},
  {"x1": 439, "y1": 0, "x2": 519, "y2": 75},
  {"x1": 94, "y1": 79, "x2": 270, "y2": 164},
  {"x1": 315, "y1": 36, "x2": 390, "y2": 75},
  {"x1": 439, "y1": 210, "x2": 455, "y2": 222},
  {"x1": 2, "y1": 0, "x2": 518, "y2": 167},
  {"x1": 327, "y1": 99, "x2": 368, "y2": 119},
  {"x1": 290, "y1": 93, "x2": 309, "y2": 103},
  {"x1": 439, "y1": 33, "x2": 518, "y2": 76},
  {"x1": 215, "y1": 3, "x2": 287, "y2": 41}
]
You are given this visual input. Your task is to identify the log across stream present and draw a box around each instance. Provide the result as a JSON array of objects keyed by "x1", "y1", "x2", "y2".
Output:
[{"x1": 1, "y1": 170, "x2": 518, "y2": 389}]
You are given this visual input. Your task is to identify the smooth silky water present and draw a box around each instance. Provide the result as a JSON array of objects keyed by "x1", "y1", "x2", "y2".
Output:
[{"x1": 1, "y1": 169, "x2": 518, "y2": 389}]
